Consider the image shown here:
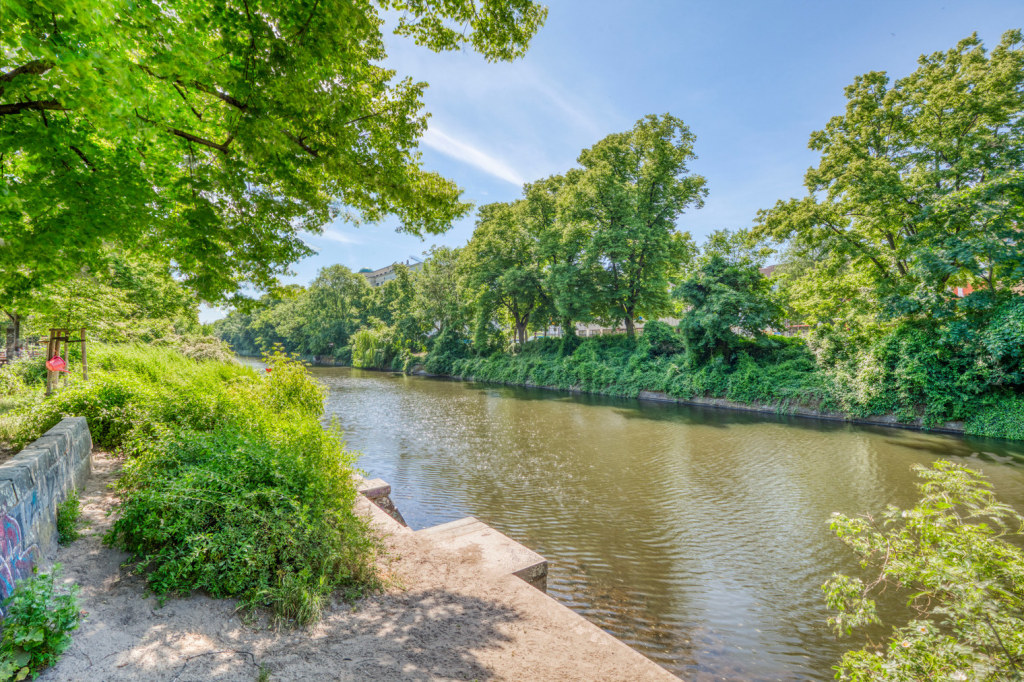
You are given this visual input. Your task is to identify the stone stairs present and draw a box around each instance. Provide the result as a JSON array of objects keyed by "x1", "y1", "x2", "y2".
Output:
[{"x1": 417, "y1": 516, "x2": 548, "y2": 591}]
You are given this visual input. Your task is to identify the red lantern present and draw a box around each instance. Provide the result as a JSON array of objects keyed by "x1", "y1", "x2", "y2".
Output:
[{"x1": 45, "y1": 356, "x2": 68, "y2": 373}]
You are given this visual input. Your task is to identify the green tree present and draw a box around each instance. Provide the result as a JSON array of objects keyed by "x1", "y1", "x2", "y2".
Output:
[
  {"x1": 526, "y1": 174, "x2": 601, "y2": 348},
  {"x1": 370, "y1": 263, "x2": 422, "y2": 350},
  {"x1": 675, "y1": 235, "x2": 783, "y2": 366},
  {"x1": 211, "y1": 310, "x2": 261, "y2": 357},
  {"x1": 463, "y1": 201, "x2": 547, "y2": 349},
  {"x1": 564, "y1": 114, "x2": 704, "y2": 336},
  {"x1": 298, "y1": 266, "x2": 371, "y2": 356},
  {"x1": 248, "y1": 288, "x2": 308, "y2": 354},
  {"x1": 824, "y1": 461, "x2": 1024, "y2": 680},
  {"x1": 1, "y1": 0, "x2": 547, "y2": 305},
  {"x1": 756, "y1": 30, "x2": 1024, "y2": 325},
  {"x1": 414, "y1": 246, "x2": 467, "y2": 338},
  {"x1": 4, "y1": 252, "x2": 199, "y2": 353}
]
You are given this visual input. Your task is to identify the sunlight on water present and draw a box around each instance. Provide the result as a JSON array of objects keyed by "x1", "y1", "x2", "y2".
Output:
[{"x1": 313, "y1": 366, "x2": 1024, "y2": 680}]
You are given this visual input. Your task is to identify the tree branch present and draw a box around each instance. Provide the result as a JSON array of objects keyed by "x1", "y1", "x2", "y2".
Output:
[
  {"x1": 69, "y1": 145, "x2": 95, "y2": 170},
  {"x1": 187, "y1": 81, "x2": 249, "y2": 111},
  {"x1": 136, "y1": 112, "x2": 233, "y2": 153},
  {"x1": 284, "y1": 131, "x2": 319, "y2": 157},
  {"x1": 173, "y1": 83, "x2": 204, "y2": 121},
  {"x1": 0, "y1": 60, "x2": 54, "y2": 84},
  {"x1": 134, "y1": 63, "x2": 250, "y2": 112},
  {"x1": 825, "y1": 222, "x2": 892, "y2": 280},
  {"x1": 292, "y1": 0, "x2": 322, "y2": 38},
  {"x1": 0, "y1": 100, "x2": 66, "y2": 116}
]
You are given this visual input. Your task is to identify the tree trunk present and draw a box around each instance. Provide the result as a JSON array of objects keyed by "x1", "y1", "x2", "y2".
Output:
[
  {"x1": 4, "y1": 312, "x2": 20, "y2": 361},
  {"x1": 624, "y1": 316, "x2": 635, "y2": 337},
  {"x1": 515, "y1": 321, "x2": 528, "y2": 349}
]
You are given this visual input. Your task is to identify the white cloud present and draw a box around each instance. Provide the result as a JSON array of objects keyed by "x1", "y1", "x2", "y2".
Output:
[
  {"x1": 316, "y1": 228, "x2": 362, "y2": 245},
  {"x1": 421, "y1": 126, "x2": 526, "y2": 186}
]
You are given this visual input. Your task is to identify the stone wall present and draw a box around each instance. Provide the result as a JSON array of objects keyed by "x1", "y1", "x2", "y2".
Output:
[{"x1": 0, "y1": 417, "x2": 92, "y2": 607}]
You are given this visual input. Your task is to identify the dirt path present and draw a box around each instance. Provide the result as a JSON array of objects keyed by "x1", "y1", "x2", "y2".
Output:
[{"x1": 42, "y1": 452, "x2": 676, "y2": 681}]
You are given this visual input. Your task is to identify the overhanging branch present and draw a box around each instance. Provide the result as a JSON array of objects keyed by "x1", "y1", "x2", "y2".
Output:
[
  {"x1": 136, "y1": 112, "x2": 234, "y2": 154},
  {"x1": 0, "y1": 100, "x2": 66, "y2": 116},
  {"x1": 284, "y1": 131, "x2": 319, "y2": 157},
  {"x1": 0, "y1": 60, "x2": 54, "y2": 84}
]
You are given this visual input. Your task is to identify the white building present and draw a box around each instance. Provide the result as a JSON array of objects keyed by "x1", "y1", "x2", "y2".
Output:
[{"x1": 361, "y1": 260, "x2": 424, "y2": 287}]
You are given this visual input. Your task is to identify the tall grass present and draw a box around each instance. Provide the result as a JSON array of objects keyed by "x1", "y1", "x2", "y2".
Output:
[{"x1": 2, "y1": 344, "x2": 379, "y2": 624}]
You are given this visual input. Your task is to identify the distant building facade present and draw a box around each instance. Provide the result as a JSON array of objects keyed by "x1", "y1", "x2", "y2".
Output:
[
  {"x1": 530, "y1": 318, "x2": 682, "y2": 340},
  {"x1": 361, "y1": 260, "x2": 424, "y2": 287}
]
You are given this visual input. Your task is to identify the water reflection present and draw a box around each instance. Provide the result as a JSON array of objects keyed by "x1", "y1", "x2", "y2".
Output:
[{"x1": 309, "y1": 366, "x2": 1024, "y2": 680}]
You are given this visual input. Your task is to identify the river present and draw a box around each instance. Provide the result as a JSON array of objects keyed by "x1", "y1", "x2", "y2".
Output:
[{"x1": 309, "y1": 366, "x2": 1024, "y2": 680}]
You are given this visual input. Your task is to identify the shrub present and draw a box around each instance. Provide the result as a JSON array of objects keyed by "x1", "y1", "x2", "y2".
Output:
[
  {"x1": 109, "y1": 424, "x2": 376, "y2": 624},
  {"x1": 6, "y1": 344, "x2": 380, "y2": 625},
  {"x1": 823, "y1": 462, "x2": 1024, "y2": 680},
  {"x1": 424, "y1": 327, "x2": 470, "y2": 375},
  {"x1": 351, "y1": 325, "x2": 397, "y2": 370},
  {"x1": 5, "y1": 357, "x2": 45, "y2": 388},
  {"x1": 965, "y1": 393, "x2": 1024, "y2": 440},
  {"x1": 640, "y1": 321, "x2": 683, "y2": 356},
  {"x1": 0, "y1": 567, "x2": 81, "y2": 680},
  {"x1": 172, "y1": 336, "x2": 235, "y2": 363},
  {"x1": 0, "y1": 367, "x2": 24, "y2": 397},
  {"x1": 56, "y1": 490, "x2": 82, "y2": 546}
]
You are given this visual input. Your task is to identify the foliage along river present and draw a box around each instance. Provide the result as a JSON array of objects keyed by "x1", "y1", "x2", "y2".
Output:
[{"x1": 309, "y1": 365, "x2": 1024, "y2": 680}]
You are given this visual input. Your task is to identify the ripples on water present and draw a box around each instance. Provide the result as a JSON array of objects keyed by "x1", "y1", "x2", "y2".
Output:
[{"x1": 305, "y1": 366, "x2": 1024, "y2": 680}]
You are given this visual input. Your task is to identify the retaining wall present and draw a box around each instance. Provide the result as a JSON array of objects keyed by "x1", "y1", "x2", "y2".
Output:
[{"x1": 0, "y1": 417, "x2": 92, "y2": 606}]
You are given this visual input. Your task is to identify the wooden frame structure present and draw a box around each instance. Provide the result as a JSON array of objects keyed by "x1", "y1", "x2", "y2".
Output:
[{"x1": 45, "y1": 328, "x2": 87, "y2": 396}]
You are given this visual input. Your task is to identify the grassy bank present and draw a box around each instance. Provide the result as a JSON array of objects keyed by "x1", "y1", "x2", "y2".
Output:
[
  {"x1": 418, "y1": 332, "x2": 1023, "y2": 441},
  {"x1": 0, "y1": 344, "x2": 380, "y2": 625}
]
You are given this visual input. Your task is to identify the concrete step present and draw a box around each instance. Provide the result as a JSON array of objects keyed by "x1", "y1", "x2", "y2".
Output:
[
  {"x1": 418, "y1": 517, "x2": 548, "y2": 592},
  {"x1": 354, "y1": 474, "x2": 407, "y2": 526}
]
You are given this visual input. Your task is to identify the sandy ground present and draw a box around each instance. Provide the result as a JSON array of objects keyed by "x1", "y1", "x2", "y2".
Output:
[{"x1": 41, "y1": 452, "x2": 676, "y2": 681}]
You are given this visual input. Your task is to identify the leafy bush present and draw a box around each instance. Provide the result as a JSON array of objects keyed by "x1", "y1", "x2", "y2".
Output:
[
  {"x1": 56, "y1": 490, "x2": 82, "y2": 546},
  {"x1": 823, "y1": 462, "x2": 1024, "y2": 680},
  {"x1": 424, "y1": 327, "x2": 470, "y2": 375},
  {"x1": 0, "y1": 367, "x2": 24, "y2": 397},
  {"x1": 0, "y1": 567, "x2": 80, "y2": 680},
  {"x1": 675, "y1": 254, "x2": 783, "y2": 366},
  {"x1": 443, "y1": 332, "x2": 829, "y2": 408},
  {"x1": 640, "y1": 321, "x2": 683, "y2": 356},
  {"x1": 111, "y1": 423, "x2": 375, "y2": 624},
  {"x1": 351, "y1": 325, "x2": 398, "y2": 370},
  {"x1": 171, "y1": 336, "x2": 235, "y2": 363},
  {"x1": 5, "y1": 344, "x2": 380, "y2": 625},
  {"x1": 980, "y1": 295, "x2": 1024, "y2": 385},
  {"x1": 4, "y1": 357, "x2": 45, "y2": 389},
  {"x1": 824, "y1": 323, "x2": 992, "y2": 425},
  {"x1": 965, "y1": 394, "x2": 1024, "y2": 440}
]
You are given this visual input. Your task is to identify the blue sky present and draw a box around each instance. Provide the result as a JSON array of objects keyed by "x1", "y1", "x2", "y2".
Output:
[{"x1": 203, "y1": 1, "x2": 1022, "y2": 321}]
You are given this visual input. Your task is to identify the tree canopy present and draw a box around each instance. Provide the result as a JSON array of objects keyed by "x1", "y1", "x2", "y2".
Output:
[
  {"x1": 462, "y1": 201, "x2": 546, "y2": 348},
  {"x1": 675, "y1": 251, "x2": 782, "y2": 366},
  {"x1": 562, "y1": 114, "x2": 704, "y2": 335},
  {"x1": 1, "y1": 0, "x2": 547, "y2": 302},
  {"x1": 756, "y1": 30, "x2": 1024, "y2": 326}
]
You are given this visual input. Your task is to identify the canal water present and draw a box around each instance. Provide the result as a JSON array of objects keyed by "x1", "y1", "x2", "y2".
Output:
[{"x1": 312, "y1": 366, "x2": 1024, "y2": 680}]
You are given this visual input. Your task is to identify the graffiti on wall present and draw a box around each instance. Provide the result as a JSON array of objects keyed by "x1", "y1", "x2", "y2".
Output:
[{"x1": 0, "y1": 510, "x2": 38, "y2": 608}]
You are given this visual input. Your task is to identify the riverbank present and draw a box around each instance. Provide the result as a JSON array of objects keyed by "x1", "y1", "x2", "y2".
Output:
[
  {"x1": 407, "y1": 366, "x2": 969, "y2": 436},
  {"x1": 45, "y1": 450, "x2": 676, "y2": 681}
]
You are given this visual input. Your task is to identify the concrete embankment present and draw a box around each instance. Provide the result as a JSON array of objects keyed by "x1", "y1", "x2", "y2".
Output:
[
  {"x1": 46, "y1": 450, "x2": 677, "y2": 681},
  {"x1": 408, "y1": 365, "x2": 967, "y2": 436},
  {"x1": 355, "y1": 477, "x2": 677, "y2": 680}
]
